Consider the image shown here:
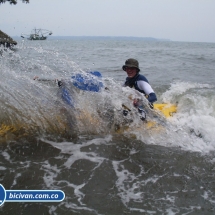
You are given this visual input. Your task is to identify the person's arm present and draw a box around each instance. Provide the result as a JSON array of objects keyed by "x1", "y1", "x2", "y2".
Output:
[
  {"x1": 136, "y1": 80, "x2": 157, "y2": 102},
  {"x1": 136, "y1": 80, "x2": 157, "y2": 109}
]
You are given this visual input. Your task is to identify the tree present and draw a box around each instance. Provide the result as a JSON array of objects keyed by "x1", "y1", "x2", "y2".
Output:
[{"x1": 0, "y1": 0, "x2": 29, "y2": 4}]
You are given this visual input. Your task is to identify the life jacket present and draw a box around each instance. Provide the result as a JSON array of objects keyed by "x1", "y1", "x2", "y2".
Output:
[{"x1": 124, "y1": 73, "x2": 149, "y2": 96}]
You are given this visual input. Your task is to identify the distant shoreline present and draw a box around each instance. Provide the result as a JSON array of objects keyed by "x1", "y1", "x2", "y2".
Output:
[
  {"x1": 12, "y1": 35, "x2": 171, "y2": 41},
  {"x1": 10, "y1": 36, "x2": 215, "y2": 43}
]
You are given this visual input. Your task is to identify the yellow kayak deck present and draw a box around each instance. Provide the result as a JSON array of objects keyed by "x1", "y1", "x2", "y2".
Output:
[{"x1": 154, "y1": 103, "x2": 177, "y2": 118}]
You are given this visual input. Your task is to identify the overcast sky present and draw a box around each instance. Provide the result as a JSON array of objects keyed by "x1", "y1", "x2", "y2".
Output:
[{"x1": 1, "y1": 0, "x2": 215, "y2": 43}]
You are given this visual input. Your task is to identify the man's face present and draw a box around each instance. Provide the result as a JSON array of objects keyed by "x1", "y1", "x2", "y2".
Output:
[{"x1": 125, "y1": 67, "x2": 137, "y2": 78}]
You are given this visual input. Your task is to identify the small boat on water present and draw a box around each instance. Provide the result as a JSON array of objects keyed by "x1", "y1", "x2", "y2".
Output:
[{"x1": 21, "y1": 28, "x2": 52, "y2": 40}]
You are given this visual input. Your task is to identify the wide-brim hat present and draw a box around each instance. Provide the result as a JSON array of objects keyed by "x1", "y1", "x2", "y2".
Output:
[{"x1": 122, "y1": 58, "x2": 140, "y2": 72}]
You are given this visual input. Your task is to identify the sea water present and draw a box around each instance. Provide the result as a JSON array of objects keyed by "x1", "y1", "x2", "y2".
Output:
[{"x1": 0, "y1": 37, "x2": 215, "y2": 214}]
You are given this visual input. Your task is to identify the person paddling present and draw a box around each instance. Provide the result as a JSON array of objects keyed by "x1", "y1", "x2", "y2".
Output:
[{"x1": 122, "y1": 58, "x2": 157, "y2": 120}]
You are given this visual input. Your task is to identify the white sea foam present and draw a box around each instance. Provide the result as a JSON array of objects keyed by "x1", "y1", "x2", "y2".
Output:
[
  {"x1": 2, "y1": 152, "x2": 10, "y2": 161},
  {"x1": 0, "y1": 166, "x2": 6, "y2": 170},
  {"x1": 11, "y1": 173, "x2": 22, "y2": 187},
  {"x1": 158, "y1": 81, "x2": 215, "y2": 153}
]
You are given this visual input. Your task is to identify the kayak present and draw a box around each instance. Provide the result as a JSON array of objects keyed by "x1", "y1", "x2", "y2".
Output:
[
  {"x1": 61, "y1": 71, "x2": 177, "y2": 118},
  {"x1": 154, "y1": 103, "x2": 177, "y2": 118}
]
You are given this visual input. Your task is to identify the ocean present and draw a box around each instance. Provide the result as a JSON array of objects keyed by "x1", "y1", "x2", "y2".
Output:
[{"x1": 0, "y1": 37, "x2": 215, "y2": 214}]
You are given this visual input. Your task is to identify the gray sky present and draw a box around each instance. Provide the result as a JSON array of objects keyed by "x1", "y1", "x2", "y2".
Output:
[{"x1": 1, "y1": 0, "x2": 215, "y2": 43}]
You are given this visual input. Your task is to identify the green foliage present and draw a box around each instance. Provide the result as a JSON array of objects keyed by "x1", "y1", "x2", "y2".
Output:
[{"x1": 0, "y1": 0, "x2": 29, "y2": 4}]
